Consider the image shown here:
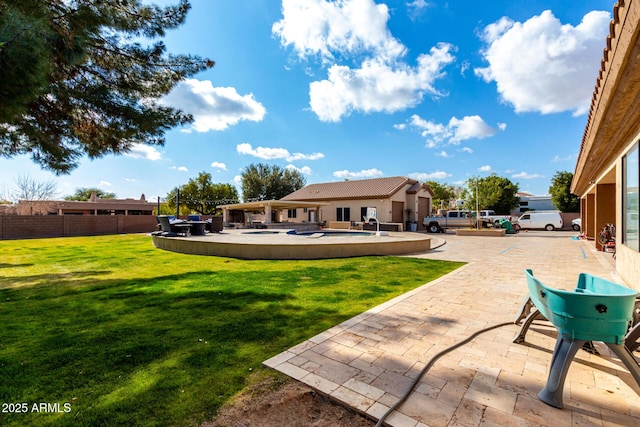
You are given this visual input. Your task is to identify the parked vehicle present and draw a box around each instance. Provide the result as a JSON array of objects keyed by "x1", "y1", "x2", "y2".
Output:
[
  {"x1": 572, "y1": 218, "x2": 582, "y2": 231},
  {"x1": 423, "y1": 210, "x2": 487, "y2": 233},
  {"x1": 476, "y1": 209, "x2": 513, "y2": 227},
  {"x1": 516, "y1": 211, "x2": 563, "y2": 231}
]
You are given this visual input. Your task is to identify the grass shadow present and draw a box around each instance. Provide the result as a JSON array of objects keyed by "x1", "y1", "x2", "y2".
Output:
[
  {"x1": 0, "y1": 271, "x2": 113, "y2": 290},
  {"x1": 0, "y1": 263, "x2": 34, "y2": 269}
]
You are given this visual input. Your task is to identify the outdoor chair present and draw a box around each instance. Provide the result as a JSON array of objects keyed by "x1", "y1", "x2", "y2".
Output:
[
  {"x1": 156, "y1": 215, "x2": 191, "y2": 237},
  {"x1": 516, "y1": 269, "x2": 640, "y2": 409}
]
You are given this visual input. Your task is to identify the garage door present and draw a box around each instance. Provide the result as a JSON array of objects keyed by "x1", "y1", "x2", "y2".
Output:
[
  {"x1": 392, "y1": 201, "x2": 404, "y2": 223},
  {"x1": 417, "y1": 197, "x2": 430, "y2": 223}
]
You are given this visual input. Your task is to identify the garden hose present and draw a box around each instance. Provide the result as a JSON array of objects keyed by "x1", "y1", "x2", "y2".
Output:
[{"x1": 374, "y1": 321, "x2": 514, "y2": 427}]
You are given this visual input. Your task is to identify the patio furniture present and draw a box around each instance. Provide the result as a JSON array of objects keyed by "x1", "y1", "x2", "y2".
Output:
[
  {"x1": 188, "y1": 221, "x2": 207, "y2": 236},
  {"x1": 206, "y1": 216, "x2": 224, "y2": 233},
  {"x1": 156, "y1": 215, "x2": 192, "y2": 237},
  {"x1": 517, "y1": 269, "x2": 640, "y2": 409}
]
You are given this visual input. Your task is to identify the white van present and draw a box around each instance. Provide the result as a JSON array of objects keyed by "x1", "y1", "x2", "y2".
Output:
[{"x1": 516, "y1": 211, "x2": 563, "y2": 231}]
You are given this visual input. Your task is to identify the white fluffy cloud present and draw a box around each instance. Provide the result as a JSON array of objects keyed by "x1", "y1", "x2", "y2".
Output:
[
  {"x1": 211, "y1": 162, "x2": 227, "y2": 171},
  {"x1": 478, "y1": 165, "x2": 493, "y2": 172},
  {"x1": 172, "y1": 166, "x2": 188, "y2": 172},
  {"x1": 309, "y1": 45, "x2": 455, "y2": 122},
  {"x1": 273, "y1": 0, "x2": 406, "y2": 62},
  {"x1": 408, "y1": 114, "x2": 499, "y2": 147},
  {"x1": 162, "y1": 79, "x2": 266, "y2": 132},
  {"x1": 407, "y1": 0, "x2": 430, "y2": 19},
  {"x1": 333, "y1": 168, "x2": 383, "y2": 179},
  {"x1": 286, "y1": 164, "x2": 313, "y2": 175},
  {"x1": 273, "y1": 0, "x2": 455, "y2": 122},
  {"x1": 448, "y1": 116, "x2": 498, "y2": 143},
  {"x1": 408, "y1": 171, "x2": 452, "y2": 181},
  {"x1": 124, "y1": 143, "x2": 162, "y2": 161},
  {"x1": 552, "y1": 154, "x2": 577, "y2": 163},
  {"x1": 237, "y1": 143, "x2": 324, "y2": 161},
  {"x1": 512, "y1": 171, "x2": 543, "y2": 179},
  {"x1": 475, "y1": 10, "x2": 610, "y2": 115}
]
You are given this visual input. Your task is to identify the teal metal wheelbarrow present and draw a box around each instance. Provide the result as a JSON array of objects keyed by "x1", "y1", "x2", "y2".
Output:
[
  {"x1": 497, "y1": 218, "x2": 516, "y2": 234},
  {"x1": 520, "y1": 269, "x2": 640, "y2": 409}
]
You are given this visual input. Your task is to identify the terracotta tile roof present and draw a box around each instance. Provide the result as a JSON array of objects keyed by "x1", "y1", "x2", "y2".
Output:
[
  {"x1": 581, "y1": 1, "x2": 624, "y2": 151},
  {"x1": 281, "y1": 176, "x2": 416, "y2": 201},
  {"x1": 406, "y1": 181, "x2": 434, "y2": 196}
]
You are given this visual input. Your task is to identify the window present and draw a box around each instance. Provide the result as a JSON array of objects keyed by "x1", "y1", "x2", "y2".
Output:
[
  {"x1": 97, "y1": 209, "x2": 125, "y2": 215},
  {"x1": 623, "y1": 142, "x2": 639, "y2": 251},
  {"x1": 288, "y1": 209, "x2": 297, "y2": 218},
  {"x1": 449, "y1": 211, "x2": 459, "y2": 218},
  {"x1": 336, "y1": 207, "x2": 351, "y2": 221},
  {"x1": 127, "y1": 210, "x2": 150, "y2": 215},
  {"x1": 361, "y1": 207, "x2": 367, "y2": 221}
]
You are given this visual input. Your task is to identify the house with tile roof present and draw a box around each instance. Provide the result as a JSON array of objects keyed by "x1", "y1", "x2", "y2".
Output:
[
  {"x1": 219, "y1": 176, "x2": 433, "y2": 230},
  {"x1": 571, "y1": 0, "x2": 640, "y2": 288},
  {"x1": 281, "y1": 176, "x2": 434, "y2": 230}
]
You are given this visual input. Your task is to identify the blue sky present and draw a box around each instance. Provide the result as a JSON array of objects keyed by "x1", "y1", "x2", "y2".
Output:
[{"x1": 0, "y1": 0, "x2": 615, "y2": 201}]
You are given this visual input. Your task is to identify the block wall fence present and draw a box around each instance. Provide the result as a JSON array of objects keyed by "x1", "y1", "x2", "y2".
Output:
[{"x1": 0, "y1": 215, "x2": 158, "y2": 240}]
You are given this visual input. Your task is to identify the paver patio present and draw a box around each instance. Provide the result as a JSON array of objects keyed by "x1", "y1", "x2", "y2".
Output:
[{"x1": 264, "y1": 231, "x2": 639, "y2": 426}]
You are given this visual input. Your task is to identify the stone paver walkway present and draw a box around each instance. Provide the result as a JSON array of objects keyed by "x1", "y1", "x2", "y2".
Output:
[{"x1": 264, "y1": 231, "x2": 639, "y2": 426}]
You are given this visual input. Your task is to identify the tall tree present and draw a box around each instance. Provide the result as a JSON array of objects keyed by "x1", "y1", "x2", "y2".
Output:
[
  {"x1": 240, "y1": 163, "x2": 306, "y2": 201},
  {"x1": 9, "y1": 174, "x2": 58, "y2": 202},
  {"x1": 463, "y1": 174, "x2": 520, "y2": 214},
  {"x1": 64, "y1": 187, "x2": 116, "y2": 200},
  {"x1": 0, "y1": 0, "x2": 214, "y2": 173},
  {"x1": 549, "y1": 171, "x2": 580, "y2": 212},
  {"x1": 425, "y1": 181, "x2": 455, "y2": 211},
  {"x1": 166, "y1": 172, "x2": 238, "y2": 215}
]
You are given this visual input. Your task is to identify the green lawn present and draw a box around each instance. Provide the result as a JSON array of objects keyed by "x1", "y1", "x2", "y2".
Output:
[{"x1": 0, "y1": 234, "x2": 463, "y2": 426}]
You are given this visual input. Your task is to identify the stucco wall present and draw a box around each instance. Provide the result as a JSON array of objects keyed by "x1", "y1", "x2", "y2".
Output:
[
  {"x1": 323, "y1": 186, "x2": 431, "y2": 224},
  {"x1": 321, "y1": 199, "x2": 395, "y2": 223},
  {"x1": 615, "y1": 137, "x2": 640, "y2": 288},
  {"x1": 617, "y1": 244, "x2": 640, "y2": 290}
]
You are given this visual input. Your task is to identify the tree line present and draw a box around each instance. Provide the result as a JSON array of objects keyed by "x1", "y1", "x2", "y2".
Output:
[
  {"x1": 427, "y1": 171, "x2": 579, "y2": 214},
  {"x1": 164, "y1": 169, "x2": 578, "y2": 217},
  {"x1": 164, "y1": 163, "x2": 306, "y2": 215},
  {"x1": 2, "y1": 168, "x2": 579, "y2": 215}
]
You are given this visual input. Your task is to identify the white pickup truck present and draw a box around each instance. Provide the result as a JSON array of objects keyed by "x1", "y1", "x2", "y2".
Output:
[
  {"x1": 423, "y1": 210, "x2": 488, "y2": 233},
  {"x1": 476, "y1": 210, "x2": 513, "y2": 227}
]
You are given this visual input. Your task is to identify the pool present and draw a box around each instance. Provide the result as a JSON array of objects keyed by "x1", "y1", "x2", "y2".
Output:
[
  {"x1": 242, "y1": 230, "x2": 282, "y2": 235},
  {"x1": 287, "y1": 230, "x2": 374, "y2": 237}
]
